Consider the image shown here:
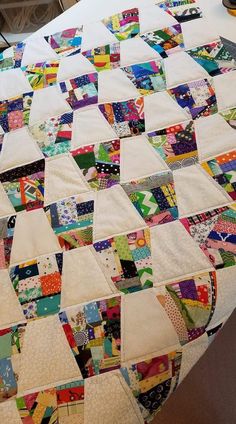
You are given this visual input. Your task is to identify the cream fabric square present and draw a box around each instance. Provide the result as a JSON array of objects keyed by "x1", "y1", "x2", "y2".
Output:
[
  {"x1": 181, "y1": 19, "x2": 219, "y2": 50},
  {"x1": 145, "y1": 92, "x2": 189, "y2": 131},
  {"x1": 214, "y1": 71, "x2": 236, "y2": 112},
  {"x1": 164, "y1": 51, "x2": 208, "y2": 88},
  {"x1": 57, "y1": 53, "x2": 96, "y2": 81},
  {"x1": 122, "y1": 288, "x2": 180, "y2": 362},
  {"x1": 0, "y1": 183, "x2": 15, "y2": 218},
  {"x1": 29, "y1": 86, "x2": 71, "y2": 125},
  {"x1": 0, "y1": 400, "x2": 22, "y2": 424},
  {"x1": 21, "y1": 37, "x2": 58, "y2": 66},
  {"x1": 98, "y1": 69, "x2": 140, "y2": 103},
  {"x1": 84, "y1": 372, "x2": 143, "y2": 424},
  {"x1": 174, "y1": 164, "x2": 231, "y2": 217},
  {"x1": 93, "y1": 184, "x2": 145, "y2": 241},
  {"x1": 151, "y1": 221, "x2": 213, "y2": 285},
  {"x1": 44, "y1": 154, "x2": 89, "y2": 205},
  {"x1": 82, "y1": 21, "x2": 117, "y2": 51},
  {"x1": 0, "y1": 127, "x2": 43, "y2": 172},
  {"x1": 18, "y1": 315, "x2": 81, "y2": 394},
  {"x1": 10, "y1": 209, "x2": 61, "y2": 265},
  {"x1": 0, "y1": 69, "x2": 32, "y2": 101},
  {"x1": 139, "y1": 5, "x2": 177, "y2": 33},
  {"x1": 120, "y1": 37, "x2": 161, "y2": 67},
  {"x1": 61, "y1": 246, "x2": 115, "y2": 308},
  {"x1": 71, "y1": 107, "x2": 117, "y2": 148},
  {"x1": 120, "y1": 135, "x2": 169, "y2": 183},
  {"x1": 0, "y1": 269, "x2": 25, "y2": 330},
  {"x1": 179, "y1": 333, "x2": 208, "y2": 384},
  {"x1": 195, "y1": 113, "x2": 236, "y2": 161}
]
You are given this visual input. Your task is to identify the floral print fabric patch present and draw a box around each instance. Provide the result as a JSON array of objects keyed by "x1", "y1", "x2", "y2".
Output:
[
  {"x1": 0, "y1": 159, "x2": 45, "y2": 212},
  {"x1": 168, "y1": 79, "x2": 217, "y2": 119},
  {"x1": 102, "y1": 8, "x2": 139, "y2": 41},
  {"x1": 82, "y1": 43, "x2": 120, "y2": 71},
  {"x1": 71, "y1": 139, "x2": 120, "y2": 190},
  {"x1": 157, "y1": 0, "x2": 202, "y2": 23},
  {"x1": 0, "y1": 92, "x2": 33, "y2": 133},
  {"x1": 22, "y1": 60, "x2": 60, "y2": 90},
  {"x1": 0, "y1": 215, "x2": 16, "y2": 270},
  {"x1": 9, "y1": 253, "x2": 63, "y2": 320},
  {"x1": 45, "y1": 196, "x2": 94, "y2": 250},
  {"x1": 141, "y1": 24, "x2": 184, "y2": 58},
  {"x1": 99, "y1": 97, "x2": 145, "y2": 138},
  {"x1": 59, "y1": 296, "x2": 121, "y2": 378},
  {"x1": 147, "y1": 121, "x2": 198, "y2": 169},
  {"x1": 0, "y1": 42, "x2": 25, "y2": 72},
  {"x1": 59, "y1": 73, "x2": 98, "y2": 110},
  {"x1": 44, "y1": 27, "x2": 83, "y2": 57},
  {"x1": 94, "y1": 229, "x2": 153, "y2": 293},
  {"x1": 121, "y1": 60, "x2": 166, "y2": 95},
  {"x1": 122, "y1": 173, "x2": 178, "y2": 226}
]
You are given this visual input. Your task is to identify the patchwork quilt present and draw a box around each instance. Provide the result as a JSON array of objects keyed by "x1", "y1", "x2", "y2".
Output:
[{"x1": 0, "y1": 0, "x2": 235, "y2": 423}]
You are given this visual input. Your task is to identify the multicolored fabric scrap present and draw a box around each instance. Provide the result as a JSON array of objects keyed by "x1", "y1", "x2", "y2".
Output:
[
  {"x1": 17, "y1": 380, "x2": 84, "y2": 423},
  {"x1": 201, "y1": 151, "x2": 236, "y2": 201},
  {"x1": 102, "y1": 8, "x2": 139, "y2": 41},
  {"x1": 0, "y1": 42, "x2": 25, "y2": 71},
  {"x1": 29, "y1": 112, "x2": 73, "y2": 157},
  {"x1": 59, "y1": 73, "x2": 98, "y2": 110},
  {"x1": 44, "y1": 27, "x2": 83, "y2": 57},
  {"x1": 82, "y1": 43, "x2": 120, "y2": 71},
  {"x1": 157, "y1": 271, "x2": 217, "y2": 344},
  {"x1": 181, "y1": 206, "x2": 236, "y2": 269},
  {"x1": 168, "y1": 79, "x2": 217, "y2": 119},
  {"x1": 0, "y1": 159, "x2": 45, "y2": 212},
  {"x1": 23, "y1": 60, "x2": 59, "y2": 90},
  {"x1": 147, "y1": 121, "x2": 198, "y2": 169},
  {"x1": 71, "y1": 139, "x2": 120, "y2": 190},
  {"x1": 187, "y1": 41, "x2": 236, "y2": 77},
  {"x1": 59, "y1": 296, "x2": 121, "y2": 378},
  {"x1": 121, "y1": 350, "x2": 182, "y2": 422},
  {"x1": 9, "y1": 253, "x2": 63, "y2": 320},
  {"x1": 122, "y1": 173, "x2": 178, "y2": 226},
  {"x1": 44, "y1": 195, "x2": 94, "y2": 250},
  {"x1": 99, "y1": 97, "x2": 145, "y2": 138},
  {"x1": 0, "y1": 92, "x2": 33, "y2": 133},
  {"x1": 140, "y1": 24, "x2": 184, "y2": 58},
  {"x1": 157, "y1": 0, "x2": 202, "y2": 23},
  {"x1": 0, "y1": 215, "x2": 16, "y2": 270},
  {"x1": 121, "y1": 60, "x2": 166, "y2": 95},
  {"x1": 220, "y1": 107, "x2": 236, "y2": 130},
  {"x1": 94, "y1": 229, "x2": 153, "y2": 293},
  {"x1": 0, "y1": 324, "x2": 26, "y2": 402}
]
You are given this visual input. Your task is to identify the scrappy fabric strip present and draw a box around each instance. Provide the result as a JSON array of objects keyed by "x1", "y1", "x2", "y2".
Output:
[
  {"x1": 0, "y1": 324, "x2": 26, "y2": 403},
  {"x1": 187, "y1": 40, "x2": 236, "y2": 77},
  {"x1": 82, "y1": 43, "x2": 120, "y2": 71},
  {"x1": 121, "y1": 350, "x2": 182, "y2": 423},
  {"x1": 59, "y1": 296, "x2": 121, "y2": 378},
  {"x1": 0, "y1": 92, "x2": 33, "y2": 133},
  {"x1": 0, "y1": 215, "x2": 16, "y2": 270},
  {"x1": 181, "y1": 205, "x2": 236, "y2": 269},
  {"x1": 44, "y1": 27, "x2": 83, "y2": 57},
  {"x1": 0, "y1": 159, "x2": 45, "y2": 212},
  {"x1": 121, "y1": 60, "x2": 166, "y2": 95},
  {"x1": 147, "y1": 121, "x2": 198, "y2": 170},
  {"x1": 122, "y1": 172, "x2": 178, "y2": 226},
  {"x1": 99, "y1": 97, "x2": 145, "y2": 138},
  {"x1": 140, "y1": 24, "x2": 184, "y2": 58},
  {"x1": 22, "y1": 60, "x2": 60, "y2": 90},
  {"x1": 59, "y1": 73, "x2": 98, "y2": 110},
  {"x1": 9, "y1": 252, "x2": 63, "y2": 320},
  {"x1": 102, "y1": 8, "x2": 140, "y2": 41},
  {"x1": 94, "y1": 229, "x2": 153, "y2": 293},
  {"x1": 29, "y1": 112, "x2": 73, "y2": 157},
  {"x1": 44, "y1": 196, "x2": 94, "y2": 250},
  {"x1": 201, "y1": 151, "x2": 236, "y2": 201},
  {"x1": 156, "y1": 0, "x2": 202, "y2": 23},
  {"x1": 0, "y1": 42, "x2": 25, "y2": 72},
  {"x1": 168, "y1": 79, "x2": 217, "y2": 119},
  {"x1": 220, "y1": 107, "x2": 236, "y2": 130},
  {"x1": 157, "y1": 271, "x2": 217, "y2": 344},
  {"x1": 71, "y1": 139, "x2": 120, "y2": 190}
]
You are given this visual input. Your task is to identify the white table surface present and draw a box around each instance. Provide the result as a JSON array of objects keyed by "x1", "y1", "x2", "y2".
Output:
[{"x1": 27, "y1": 0, "x2": 236, "y2": 42}]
